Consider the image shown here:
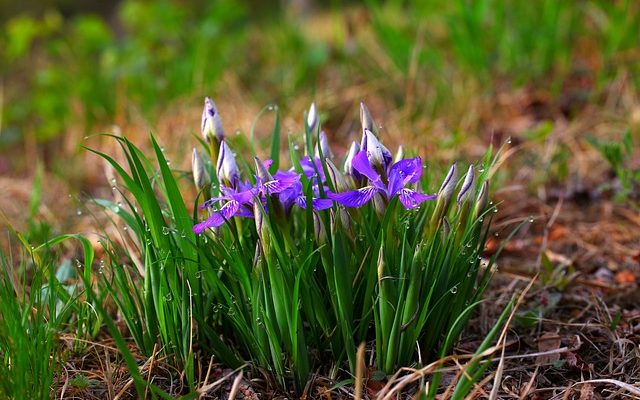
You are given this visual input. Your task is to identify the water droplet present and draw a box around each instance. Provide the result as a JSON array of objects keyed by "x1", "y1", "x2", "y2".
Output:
[
  {"x1": 110, "y1": 178, "x2": 116, "y2": 184},
  {"x1": 450, "y1": 286, "x2": 458, "y2": 294},
  {"x1": 112, "y1": 186, "x2": 117, "y2": 191},
  {"x1": 528, "y1": 216, "x2": 534, "y2": 223},
  {"x1": 123, "y1": 226, "x2": 128, "y2": 231},
  {"x1": 84, "y1": 136, "x2": 89, "y2": 140},
  {"x1": 235, "y1": 129, "x2": 241, "y2": 136},
  {"x1": 76, "y1": 209, "x2": 82, "y2": 215},
  {"x1": 493, "y1": 207, "x2": 498, "y2": 213},
  {"x1": 162, "y1": 226, "x2": 171, "y2": 235},
  {"x1": 166, "y1": 160, "x2": 171, "y2": 165},
  {"x1": 30, "y1": 245, "x2": 35, "y2": 250},
  {"x1": 506, "y1": 137, "x2": 512, "y2": 144},
  {"x1": 267, "y1": 105, "x2": 274, "y2": 111},
  {"x1": 294, "y1": 144, "x2": 300, "y2": 151},
  {"x1": 160, "y1": 146, "x2": 165, "y2": 152},
  {"x1": 164, "y1": 293, "x2": 172, "y2": 301},
  {"x1": 494, "y1": 232, "x2": 500, "y2": 237}
]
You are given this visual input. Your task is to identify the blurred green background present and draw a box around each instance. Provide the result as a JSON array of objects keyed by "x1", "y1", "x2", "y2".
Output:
[{"x1": 1, "y1": 0, "x2": 639, "y2": 176}]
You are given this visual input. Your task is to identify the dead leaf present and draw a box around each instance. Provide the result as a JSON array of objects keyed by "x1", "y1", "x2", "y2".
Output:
[
  {"x1": 549, "y1": 225, "x2": 568, "y2": 241},
  {"x1": 579, "y1": 383, "x2": 594, "y2": 400},
  {"x1": 535, "y1": 332, "x2": 561, "y2": 365},
  {"x1": 614, "y1": 270, "x2": 637, "y2": 285}
]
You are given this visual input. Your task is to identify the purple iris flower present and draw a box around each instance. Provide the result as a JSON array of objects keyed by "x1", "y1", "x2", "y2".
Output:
[
  {"x1": 194, "y1": 157, "x2": 332, "y2": 234},
  {"x1": 279, "y1": 181, "x2": 333, "y2": 212},
  {"x1": 328, "y1": 150, "x2": 436, "y2": 209},
  {"x1": 299, "y1": 156, "x2": 326, "y2": 182},
  {"x1": 193, "y1": 187, "x2": 255, "y2": 233}
]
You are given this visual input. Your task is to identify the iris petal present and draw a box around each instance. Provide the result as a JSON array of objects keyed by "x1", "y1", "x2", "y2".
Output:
[
  {"x1": 351, "y1": 151, "x2": 384, "y2": 189},
  {"x1": 329, "y1": 186, "x2": 380, "y2": 208},
  {"x1": 388, "y1": 157, "x2": 423, "y2": 196},
  {"x1": 396, "y1": 188, "x2": 436, "y2": 209}
]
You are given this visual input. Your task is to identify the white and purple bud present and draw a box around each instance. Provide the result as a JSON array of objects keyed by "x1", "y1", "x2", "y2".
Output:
[
  {"x1": 312, "y1": 212, "x2": 327, "y2": 245},
  {"x1": 360, "y1": 101, "x2": 376, "y2": 134},
  {"x1": 314, "y1": 131, "x2": 334, "y2": 159},
  {"x1": 201, "y1": 97, "x2": 224, "y2": 143},
  {"x1": 442, "y1": 216, "x2": 451, "y2": 237},
  {"x1": 362, "y1": 128, "x2": 391, "y2": 170},
  {"x1": 325, "y1": 158, "x2": 348, "y2": 192},
  {"x1": 343, "y1": 141, "x2": 360, "y2": 175},
  {"x1": 307, "y1": 102, "x2": 318, "y2": 133},
  {"x1": 428, "y1": 162, "x2": 458, "y2": 237},
  {"x1": 457, "y1": 165, "x2": 475, "y2": 205},
  {"x1": 192, "y1": 148, "x2": 210, "y2": 190},
  {"x1": 438, "y1": 162, "x2": 458, "y2": 204},
  {"x1": 254, "y1": 156, "x2": 273, "y2": 184},
  {"x1": 394, "y1": 145, "x2": 404, "y2": 163},
  {"x1": 216, "y1": 141, "x2": 239, "y2": 188},
  {"x1": 474, "y1": 180, "x2": 489, "y2": 220},
  {"x1": 254, "y1": 202, "x2": 269, "y2": 253}
]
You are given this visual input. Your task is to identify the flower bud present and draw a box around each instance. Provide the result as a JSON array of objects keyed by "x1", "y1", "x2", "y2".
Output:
[
  {"x1": 201, "y1": 97, "x2": 224, "y2": 144},
  {"x1": 343, "y1": 141, "x2": 360, "y2": 175},
  {"x1": 372, "y1": 192, "x2": 386, "y2": 217},
  {"x1": 307, "y1": 102, "x2": 318, "y2": 133},
  {"x1": 457, "y1": 165, "x2": 475, "y2": 206},
  {"x1": 362, "y1": 129, "x2": 391, "y2": 171},
  {"x1": 442, "y1": 216, "x2": 451, "y2": 237},
  {"x1": 313, "y1": 211, "x2": 327, "y2": 245},
  {"x1": 394, "y1": 145, "x2": 404, "y2": 163},
  {"x1": 438, "y1": 162, "x2": 458, "y2": 204},
  {"x1": 428, "y1": 163, "x2": 458, "y2": 237},
  {"x1": 254, "y1": 156, "x2": 274, "y2": 184},
  {"x1": 192, "y1": 148, "x2": 210, "y2": 190},
  {"x1": 325, "y1": 158, "x2": 348, "y2": 192},
  {"x1": 473, "y1": 180, "x2": 489, "y2": 220},
  {"x1": 376, "y1": 245, "x2": 385, "y2": 281},
  {"x1": 254, "y1": 202, "x2": 270, "y2": 254},
  {"x1": 314, "y1": 131, "x2": 334, "y2": 159},
  {"x1": 360, "y1": 101, "x2": 376, "y2": 134},
  {"x1": 216, "y1": 141, "x2": 239, "y2": 188}
]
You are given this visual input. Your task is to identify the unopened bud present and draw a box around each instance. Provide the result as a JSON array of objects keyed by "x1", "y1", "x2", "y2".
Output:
[
  {"x1": 473, "y1": 180, "x2": 489, "y2": 220},
  {"x1": 376, "y1": 245, "x2": 385, "y2": 281},
  {"x1": 254, "y1": 202, "x2": 270, "y2": 254},
  {"x1": 314, "y1": 131, "x2": 333, "y2": 159},
  {"x1": 457, "y1": 165, "x2": 475, "y2": 206},
  {"x1": 201, "y1": 97, "x2": 224, "y2": 144},
  {"x1": 360, "y1": 101, "x2": 376, "y2": 134},
  {"x1": 372, "y1": 192, "x2": 386, "y2": 217},
  {"x1": 343, "y1": 141, "x2": 360, "y2": 176},
  {"x1": 313, "y1": 212, "x2": 327, "y2": 245},
  {"x1": 216, "y1": 141, "x2": 239, "y2": 188},
  {"x1": 438, "y1": 162, "x2": 458, "y2": 204},
  {"x1": 325, "y1": 159, "x2": 348, "y2": 192},
  {"x1": 362, "y1": 129, "x2": 391, "y2": 171},
  {"x1": 442, "y1": 216, "x2": 451, "y2": 237},
  {"x1": 254, "y1": 156, "x2": 273, "y2": 184},
  {"x1": 394, "y1": 145, "x2": 404, "y2": 163},
  {"x1": 192, "y1": 148, "x2": 209, "y2": 190},
  {"x1": 307, "y1": 102, "x2": 318, "y2": 133}
]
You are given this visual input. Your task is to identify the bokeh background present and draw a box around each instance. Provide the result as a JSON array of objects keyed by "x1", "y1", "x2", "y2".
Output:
[{"x1": 1, "y1": 0, "x2": 639, "y2": 236}]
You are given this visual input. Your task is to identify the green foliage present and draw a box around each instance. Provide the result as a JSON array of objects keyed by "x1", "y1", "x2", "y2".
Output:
[{"x1": 588, "y1": 129, "x2": 639, "y2": 200}]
